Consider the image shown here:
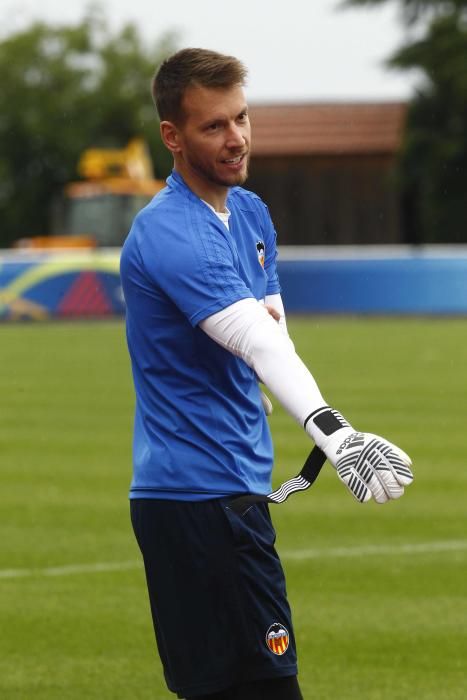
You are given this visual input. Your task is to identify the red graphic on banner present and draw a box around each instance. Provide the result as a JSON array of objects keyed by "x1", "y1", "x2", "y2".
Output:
[{"x1": 58, "y1": 271, "x2": 112, "y2": 316}]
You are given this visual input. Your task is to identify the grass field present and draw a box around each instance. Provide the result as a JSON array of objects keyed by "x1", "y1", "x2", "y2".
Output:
[{"x1": 1, "y1": 317, "x2": 466, "y2": 699}]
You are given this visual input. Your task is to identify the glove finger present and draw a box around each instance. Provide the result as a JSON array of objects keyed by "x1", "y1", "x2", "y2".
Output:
[
  {"x1": 397, "y1": 447, "x2": 412, "y2": 467},
  {"x1": 353, "y1": 459, "x2": 398, "y2": 502},
  {"x1": 373, "y1": 440, "x2": 413, "y2": 487},
  {"x1": 345, "y1": 444, "x2": 403, "y2": 501},
  {"x1": 372, "y1": 471, "x2": 404, "y2": 501},
  {"x1": 372, "y1": 435, "x2": 412, "y2": 467},
  {"x1": 365, "y1": 456, "x2": 405, "y2": 499},
  {"x1": 366, "y1": 472, "x2": 391, "y2": 503},
  {"x1": 360, "y1": 436, "x2": 414, "y2": 490},
  {"x1": 336, "y1": 466, "x2": 372, "y2": 503},
  {"x1": 386, "y1": 442, "x2": 414, "y2": 485}
]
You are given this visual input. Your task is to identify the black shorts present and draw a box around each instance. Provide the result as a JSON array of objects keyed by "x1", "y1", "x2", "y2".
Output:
[{"x1": 130, "y1": 498, "x2": 298, "y2": 698}]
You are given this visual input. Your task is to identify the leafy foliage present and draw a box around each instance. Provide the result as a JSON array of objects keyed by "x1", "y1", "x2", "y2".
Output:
[
  {"x1": 392, "y1": 12, "x2": 467, "y2": 241},
  {"x1": 342, "y1": 0, "x2": 467, "y2": 25},
  {"x1": 344, "y1": 0, "x2": 467, "y2": 241},
  {"x1": 0, "y1": 8, "x2": 176, "y2": 246}
]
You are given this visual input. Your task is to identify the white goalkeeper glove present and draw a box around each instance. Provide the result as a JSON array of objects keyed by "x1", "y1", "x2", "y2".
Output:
[{"x1": 305, "y1": 407, "x2": 413, "y2": 503}]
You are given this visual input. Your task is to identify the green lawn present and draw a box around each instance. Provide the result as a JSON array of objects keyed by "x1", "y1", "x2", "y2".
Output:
[{"x1": 1, "y1": 318, "x2": 466, "y2": 699}]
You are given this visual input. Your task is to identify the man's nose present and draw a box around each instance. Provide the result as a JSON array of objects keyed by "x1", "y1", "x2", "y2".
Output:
[{"x1": 225, "y1": 123, "x2": 245, "y2": 147}]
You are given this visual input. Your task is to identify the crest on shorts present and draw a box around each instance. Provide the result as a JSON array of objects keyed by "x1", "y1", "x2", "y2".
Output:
[
  {"x1": 256, "y1": 240, "x2": 265, "y2": 268},
  {"x1": 265, "y1": 623, "x2": 289, "y2": 655}
]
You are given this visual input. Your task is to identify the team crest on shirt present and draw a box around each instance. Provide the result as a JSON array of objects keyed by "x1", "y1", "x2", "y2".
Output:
[
  {"x1": 265, "y1": 623, "x2": 289, "y2": 655},
  {"x1": 256, "y1": 240, "x2": 265, "y2": 268}
]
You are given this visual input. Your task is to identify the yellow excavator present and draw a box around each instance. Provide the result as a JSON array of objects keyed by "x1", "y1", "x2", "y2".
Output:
[{"x1": 15, "y1": 138, "x2": 165, "y2": 249}]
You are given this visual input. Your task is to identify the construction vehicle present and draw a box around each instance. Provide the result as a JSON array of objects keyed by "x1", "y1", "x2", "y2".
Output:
[{"x1": 14, "y1": 138, "x2": 165, "y2": 249}]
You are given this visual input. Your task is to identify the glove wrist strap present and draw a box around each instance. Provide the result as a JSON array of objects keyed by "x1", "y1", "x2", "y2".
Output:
[
  {"x1": 227, "y1": 445, "x2": 327, "y2": 514},
  {"x1": 304, "y1": 406, "x2": 351, "y2": 447}
]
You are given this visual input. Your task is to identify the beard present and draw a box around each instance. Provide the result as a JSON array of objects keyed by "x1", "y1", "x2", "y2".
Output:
[{"x1": 186, "y1": 150, "x2": 250, "y2": 188}]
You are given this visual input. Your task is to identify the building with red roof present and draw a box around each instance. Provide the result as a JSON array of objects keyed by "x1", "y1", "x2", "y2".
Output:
[{"x1": 247, "y1": 102, "x2": 408, "y2": 245}]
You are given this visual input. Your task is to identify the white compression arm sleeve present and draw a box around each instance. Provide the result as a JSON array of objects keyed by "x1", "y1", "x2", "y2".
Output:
[{"x1": 199, "y1": 297, "x2": 325, "y2": 427}]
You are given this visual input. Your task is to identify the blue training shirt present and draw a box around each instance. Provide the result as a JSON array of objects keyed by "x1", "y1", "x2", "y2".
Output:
[{"x1": 120, "y1": 170, "x2": 281, "y2": 500}]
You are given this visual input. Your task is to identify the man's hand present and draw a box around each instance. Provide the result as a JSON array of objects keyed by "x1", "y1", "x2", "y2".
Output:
[
  {"x1": 260, "y1": 390, "x2": 273, "y2": 415},
  {"x1": 305, "y1": 407, "x2": 413, "y2": 504},
  {"x1": 265, "y1": 304, "x2": 281, "y2": 322},
  {"x1": 324, "y1": 429, "x2": 413, "y2": 503}
]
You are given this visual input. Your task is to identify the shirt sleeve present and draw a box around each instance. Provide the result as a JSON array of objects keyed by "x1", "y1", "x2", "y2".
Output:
[
  {"x1": 256, "y1": 199, "x2": 281, "y2": 296},
  {"x1": 135, "y1": 199, "x2": 254, "y2": 327}
]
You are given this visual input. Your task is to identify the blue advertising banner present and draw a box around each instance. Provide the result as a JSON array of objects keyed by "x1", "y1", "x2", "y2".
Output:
[
  {"x1": 277, "y1": 246, "x2": 467, "y2": 315},
  {"x1": 1, "y1": 246, "x2": 466, "y2": 320},
  {"x1": 0, "y1": 250, "x2": 123, "y2": 321}
]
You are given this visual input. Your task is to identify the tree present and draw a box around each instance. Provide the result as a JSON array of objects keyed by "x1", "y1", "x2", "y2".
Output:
[
  {"x1": 343, "y1": 0, "x2": 467, "y2": 242},
  {"x1": 0, "y1": 7, "x2": 176, "y2": 246}
]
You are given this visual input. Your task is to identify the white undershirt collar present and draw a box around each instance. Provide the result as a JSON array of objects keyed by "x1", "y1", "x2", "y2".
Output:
[{"x1": 202, "y1": 200, "x2": 231, "y2": 230}]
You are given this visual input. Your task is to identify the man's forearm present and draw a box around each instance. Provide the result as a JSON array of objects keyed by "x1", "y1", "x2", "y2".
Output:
[
  {"x1": 200, "y1": 297, "x2": 325, "y2": 426},
  {"x1": 200, "y1": 297, "x2": 413, "y2": 504}
]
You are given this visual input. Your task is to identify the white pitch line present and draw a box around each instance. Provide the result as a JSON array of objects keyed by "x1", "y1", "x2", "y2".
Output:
[
  {"x1": 281, "y1": 539, "x2": 467, "y2": 561},
  {"x1": 1, "y1": 540, "x2": 466, "y2": 581},
  {"x1": 0, "y1": 560, "x2": 141, "y2": 580}
]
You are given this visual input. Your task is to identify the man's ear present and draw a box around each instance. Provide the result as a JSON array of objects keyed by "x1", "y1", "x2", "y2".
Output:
[{"x1": 160, "y1": 121, "x2": 182, "y2": 153}]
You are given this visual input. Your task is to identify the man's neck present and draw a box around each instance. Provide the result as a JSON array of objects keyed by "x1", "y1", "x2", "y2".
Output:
[{"x1": 173, "y1": 164, "x2": 228, "y2": 213}]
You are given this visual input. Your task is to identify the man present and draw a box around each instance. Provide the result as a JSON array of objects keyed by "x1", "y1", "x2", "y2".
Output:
[{"x1": 120, "y1": 48, "x2": 413, "y2": 700}]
